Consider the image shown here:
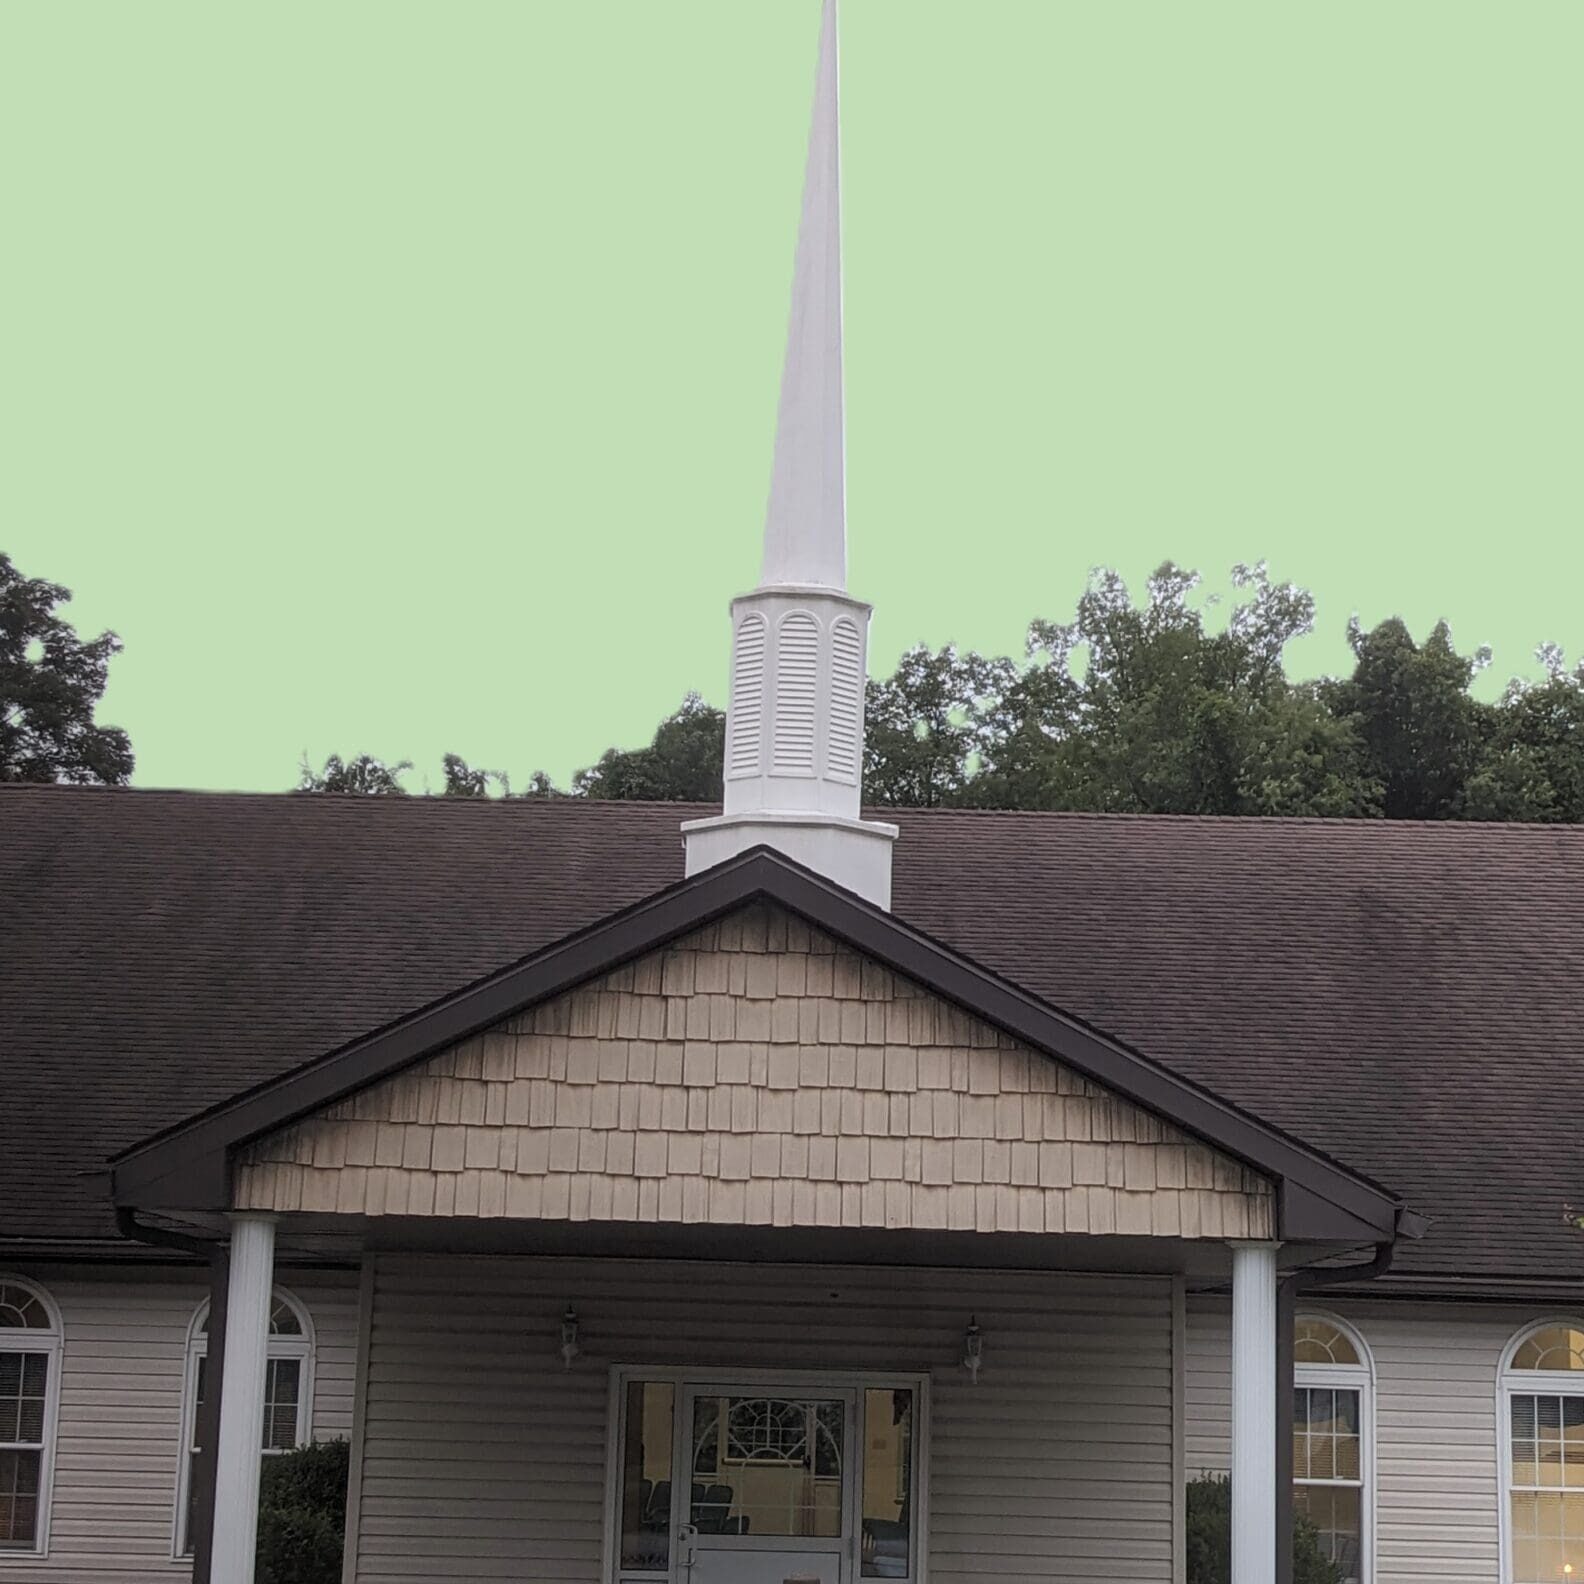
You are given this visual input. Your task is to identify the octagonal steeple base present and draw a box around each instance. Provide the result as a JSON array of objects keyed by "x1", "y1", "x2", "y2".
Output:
[{"x1": 681, "y1": 809, "x2": 897, "y2": 910}]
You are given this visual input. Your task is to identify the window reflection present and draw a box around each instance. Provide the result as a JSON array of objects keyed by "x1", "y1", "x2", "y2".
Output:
[
  {"x1": 1293, "y1": 1386, "x2": 1363, "y2": 1579},
  {"x1": 1510, "y1": 1394, "x2": 1584, "y2": 1582},
  {"x1": 861, "y1": 1388, "x2": 913, "y2": 1578},
  {"x1": 689, "y1": 1395, "x2": 844, "y2": 1538},
  {"x1": 619, "y1": 1381, "x2": 674, "y2": 1573}
]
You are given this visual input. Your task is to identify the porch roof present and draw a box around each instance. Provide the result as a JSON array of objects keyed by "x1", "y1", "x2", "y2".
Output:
[{"x1": 110, "y1": 846, "x2": 1403, "y2": 1247}]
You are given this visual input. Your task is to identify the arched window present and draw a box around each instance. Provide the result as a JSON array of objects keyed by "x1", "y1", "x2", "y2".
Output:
[
  {"x1": 0, "y1": 1277, "x2": 62, "y2": 1556},
  {"x1": 1501, "y1": 1321, "x2": 1584, "y2": 1583},
  {"x1": 174, "y1": 1289, "x2": 314, "y2": 1557},
  {"x1": 1293, "y1": 1313, "x2": 1373, "y2": 1584}
]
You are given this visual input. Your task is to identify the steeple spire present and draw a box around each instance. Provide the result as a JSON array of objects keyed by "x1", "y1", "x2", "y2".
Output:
[
  {"x1": 760, "y1": 0, "x2": 846, "y2": 592},
  {"x1": 683, "y1": 0, "x2": 897, "y2": 908}
]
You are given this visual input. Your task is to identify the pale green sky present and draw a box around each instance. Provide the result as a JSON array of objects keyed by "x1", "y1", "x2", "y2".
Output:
[{"x1": 4, "y1": 1, "x2": 1579, "y2": 792}]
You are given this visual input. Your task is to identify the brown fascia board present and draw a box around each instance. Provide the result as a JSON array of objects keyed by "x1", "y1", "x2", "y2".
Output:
[{"x1": 109, "y1": 846, "x2": 1405, "y2": 1242}]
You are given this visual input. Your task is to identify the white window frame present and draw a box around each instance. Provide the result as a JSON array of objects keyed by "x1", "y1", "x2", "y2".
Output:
[
  {"x1": 1497, "y1": 1317, "x2": 1584, "y2": 1584},
  {"x1": 1293, "y1": 1309, "x2": 1375, "y2": 1584},
  {"x1": 0, "y1": 1277, "x2": 63, "y2": 1563},
  {"x1": 170, "y1": 1286, "x2": 316, "y2": 1559},
  {"x1": 601, "y1": 1365, "x2": 931, "y2": 1584}
]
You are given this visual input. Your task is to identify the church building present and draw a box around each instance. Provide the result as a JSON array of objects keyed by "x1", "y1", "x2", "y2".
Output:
[{"x1": 3, "y1": 6, "x2": 1581, "y2": 1584}]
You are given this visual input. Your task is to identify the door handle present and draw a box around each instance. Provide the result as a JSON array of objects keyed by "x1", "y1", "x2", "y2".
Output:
[{"x1": 675, "y1": 1522, "x2": 698, "y2": 1579}]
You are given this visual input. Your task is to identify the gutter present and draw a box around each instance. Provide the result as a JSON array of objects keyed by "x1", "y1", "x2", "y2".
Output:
[{"x1": 114, "y1": 1208, "x2": 213, "y2": 1260}]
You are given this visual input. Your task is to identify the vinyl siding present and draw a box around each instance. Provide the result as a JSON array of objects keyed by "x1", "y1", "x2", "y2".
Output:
[
  {"x1": 351, "y1": 1255, "x2": 1178, "y2": 1584},
  {"x1": 1, "y1": 1262, "x2": 358, "y2": 1583},
  {"x1": 1186, "y1": 1295, "x2": 1549, "y2": 1583}
]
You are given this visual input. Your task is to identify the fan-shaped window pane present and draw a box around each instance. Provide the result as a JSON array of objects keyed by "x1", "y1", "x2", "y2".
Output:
[
  {"x1": 1513, "y1": 1328, "x2": 1584, "y2": 1372},
  {"x1": 1294, "y1": 1318, "x2": 1361, "y2": 1366},
  {"x1": 269, "y1": 1299, "x2": 303, "y2": 1337},
  {"x1": 0, "y1": 1286, "x2": 51, "y2": 1332},
  {"x1": 195, "y1": 1293, "x2": 304, "y2": 1338}
]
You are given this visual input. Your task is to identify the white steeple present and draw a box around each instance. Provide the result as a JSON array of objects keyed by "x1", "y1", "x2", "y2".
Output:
[
  {"x1": 760, "y1": 0, "x2": 846, "y2": 593},
  {"x1": 683, "y1": 0, "x2": 897, "y2": 908}
]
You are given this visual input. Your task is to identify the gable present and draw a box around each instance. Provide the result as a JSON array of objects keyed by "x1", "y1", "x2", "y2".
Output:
[{"x1": 234, "y1": 904, "x2": 1274, "y2": 1238}]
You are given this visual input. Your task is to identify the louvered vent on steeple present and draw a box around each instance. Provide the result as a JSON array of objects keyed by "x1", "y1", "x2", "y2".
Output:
[
  {"x1": 772, "y1": 613, "x2": 820, "y2": 774},
  {"x1": 827, "y1": 617, "x2": 862, "y2": 783},
  {"x1": 726, "y1": 614, "x2": 767, "y2": 778}
]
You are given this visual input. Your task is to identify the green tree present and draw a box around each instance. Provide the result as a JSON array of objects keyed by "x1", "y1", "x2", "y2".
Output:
[
  {"x1": 255, "y1": 1439, "x2": 348, "y2": 1584},
  {"x1": 441, "y1": 753, "x2": 511, "y2": 798},
  {"x1": 863, "y1": 645, "x2": 1017, "y2": 806},
  {"x1": 297, "y1": 753, "x2": 412, "y2": 795},
  {"x1": 972, "y1": 563, "x2": 1377, "y2": 816},
  {"x1": 287, "y1": 563, "x2": 1584, "y2": 826},
  {"x1": 0, "y1": 550, "x2": 133, "y2": 784},
  {"x1": 1323, "y1": 617, "x2": 1489, "y2": 820},
  {"x1": 572, "y1": 693, "x2": 725, "y2": 801},
  {"x1": 1463, "y1": 647, "x2": 1584, "y2": 823},
  {"x1": 1185, "y1": 1474, "x2": 1342, "y2": 1584}
]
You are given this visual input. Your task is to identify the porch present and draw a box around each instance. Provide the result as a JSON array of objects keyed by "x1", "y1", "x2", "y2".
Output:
[
  {"x1": 194, "y1": 1223, "x2": 1293, "y2": 1584},
  {"x1": 109, "y1": 863, "x2": 1407, "y2": 1583}
]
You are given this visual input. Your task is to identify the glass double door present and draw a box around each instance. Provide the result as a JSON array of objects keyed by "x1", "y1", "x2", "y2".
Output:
[{"x1": 674, "y1": 1383, "x2": 855, "y2": 1584}]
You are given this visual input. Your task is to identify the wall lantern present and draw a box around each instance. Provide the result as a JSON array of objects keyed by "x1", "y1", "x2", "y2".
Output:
[
  {"x1": 560, "y1": 1305, "x2": 581, "y2": 1370},
  {"x1": 962, "y1": 1316, "x2": 984, "y2": 1384}
]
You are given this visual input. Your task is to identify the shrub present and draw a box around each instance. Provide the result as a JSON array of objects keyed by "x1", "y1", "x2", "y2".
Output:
[
  {"x1": 1186, "y1": 1474, "x2": 1344, "y2": 1584},
  {"x1": 256, "y1": 1439, "x2": 350, "y2": 1584}
]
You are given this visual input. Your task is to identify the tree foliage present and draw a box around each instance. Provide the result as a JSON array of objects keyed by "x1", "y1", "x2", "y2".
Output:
[
  {"x1": 255, "y1": 1438, "x2": 348, "y2": 1584},
  {"x1": 969, "y1": 563, "x2": 1377, "y2": 816},
  {"x1": 0, "y1": 551, "x2": 133, "y2": 785},
  {"x1": 297, "y1": 753, "x2": 413, "y2": 795},
  {"x1": 1322, "y1": 617, "x2": 1487, "y2": 819},
  {"x1": 571, "y1": 692, "x2": 725, "y2": 801},
  {"x1": 1185, "y1": 1474, "x2": 1342, "y2": 1584},
  {"x1": 441, "y1": 752, "x2": 511, "y2": 798},
  {"x1": 863, "y1": 645, "x2": 1016, "y2": 807},
  {"x1": 290, "y1": 561, "x2": 1584, "y2": 823}
]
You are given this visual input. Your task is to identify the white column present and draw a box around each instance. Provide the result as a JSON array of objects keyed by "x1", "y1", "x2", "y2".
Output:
[
  {"x1": 1230, "y1": 1240, "x2": 1280, "y2": 1584},
  {"x1": 211, "y1": 1213, "x2": 276, "y2": 1584}
]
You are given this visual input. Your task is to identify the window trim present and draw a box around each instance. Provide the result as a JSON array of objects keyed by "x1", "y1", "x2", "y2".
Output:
[
  {"x1": 1293, "y1": 1309, "x2": 1374, "y2": 1584},
  {"x1": 601, "y1": 1364, "x2": 931, "y2": 1584},
  {"x1": 170, "y1": 1287, "x2": 316, "y2": 1560},
  {"x1": 1497, "y1": 1317, "x2": 1584, "y2": 1584},
  {"x1": 0, "y1": 1275, "x2": 63, "y2": 1563}
]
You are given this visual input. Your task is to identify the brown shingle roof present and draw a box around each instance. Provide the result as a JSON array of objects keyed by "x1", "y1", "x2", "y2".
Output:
[{"x1": 2, "y1": 784, "x2": 1579, "y2": 1280}]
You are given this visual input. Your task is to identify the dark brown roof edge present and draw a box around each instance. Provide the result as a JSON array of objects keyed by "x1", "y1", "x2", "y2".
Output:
[{"x1": 110, "y1": 846, "x2": 1408, "y2": 1243}]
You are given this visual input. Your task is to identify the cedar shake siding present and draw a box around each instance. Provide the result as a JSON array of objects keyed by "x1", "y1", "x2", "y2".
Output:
[{"x1": 235, "y1": 906, "x2": 1274, "y2": 1239}]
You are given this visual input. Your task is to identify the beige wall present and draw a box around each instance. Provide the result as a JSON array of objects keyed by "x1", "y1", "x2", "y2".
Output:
[
  {"x1": 1187, "y1": 1294, "x2": 1553, "y2": 1583},
  {"x1": 237, "y1": 904, "x2": 1273, "y2": 1241},
  {"x1": 0, "y1": 1262, "x2": 358, "y2": 1583},
  {"x1": 348, "y1": 1254, "x2": 1180, "y2": 1584}
]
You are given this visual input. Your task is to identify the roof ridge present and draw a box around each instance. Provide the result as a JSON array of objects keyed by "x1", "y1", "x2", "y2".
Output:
[{"x1": 5, "y1": 782, "x2": 1583, "y2": 837}]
